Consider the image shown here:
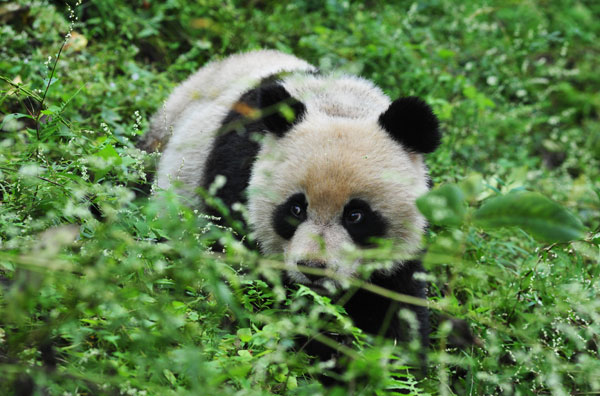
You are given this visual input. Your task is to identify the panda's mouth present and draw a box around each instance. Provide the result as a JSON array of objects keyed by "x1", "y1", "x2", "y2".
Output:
[
  {"x1": 286, "y1": 265, "x2": 339, "y2": 294},
  {"x1": 306, "y1": 276, "x2": 339, "y2": 295},
  {"x1": 296, "y1": 260, "x2": 328, "y2": 280},
  {"x1": 307, "y1": 283, "x2": 333, "y2": 296},
  {"x1": 288, "y1": 256, "x2": 359, "y2": 294},
  {"x1": 303, "y1": 272, "x2": 327, "y2": 284}
]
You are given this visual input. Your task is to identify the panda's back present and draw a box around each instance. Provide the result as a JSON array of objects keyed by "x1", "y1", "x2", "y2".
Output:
[
  {"x1": 145, "y1": 50, "x2": 315, "y2": 194},
  {"x1": 160, "y1": 50, "x2": 316, "y2": 132}
]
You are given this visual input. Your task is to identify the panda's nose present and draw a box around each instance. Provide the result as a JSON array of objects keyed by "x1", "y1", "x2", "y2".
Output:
[{"x1": 297, "y1": 260, "x2": 327, "y2": 283}]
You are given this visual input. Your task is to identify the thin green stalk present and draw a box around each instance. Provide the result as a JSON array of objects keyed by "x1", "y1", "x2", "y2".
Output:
[{"x1": 35, "y1": 40, "x2": 67, "y2": 140}]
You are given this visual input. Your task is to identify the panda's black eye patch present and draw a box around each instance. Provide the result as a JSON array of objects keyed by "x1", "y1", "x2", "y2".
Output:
[
  {"x1": 273, "y1": 193, "x2": 307, "y2": 240},
  {"x1": 342, "y1": 199, "x2": 388, "y2": 246}
]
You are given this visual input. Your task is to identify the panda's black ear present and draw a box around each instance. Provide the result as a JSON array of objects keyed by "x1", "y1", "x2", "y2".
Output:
[
  {"x1": 378, "y1": 96, "x2": 441, "y2": 154},
  {"x1": 257, "y1": 82, "x2": 306, "y2": 137}
]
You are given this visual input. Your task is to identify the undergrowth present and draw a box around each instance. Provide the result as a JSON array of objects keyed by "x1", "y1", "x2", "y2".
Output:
[{"x1": 1, "y1": 1, "x2": 599, "y2": 395}]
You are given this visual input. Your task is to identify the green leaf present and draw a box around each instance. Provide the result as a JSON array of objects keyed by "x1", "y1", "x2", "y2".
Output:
[
  {"x1": 42, "y1": 77, "x2": 59, "y2": 87},
  {"x1": 437, "y1": 48, "x2": 456, "y2": 59},
  {"x1": 458, "y1": 173, "x2": 483, "y2": 202},
  {"x1": 278, "y1": 103, "x2": 295, "y2": 121},
  {"x1": 416, "y1": 184, "x2": 466, "y2": 227},
  {"x1": 0, "y1": 113, "x2": 32, "y2": 130},
  {"x1": 93, "y1": 144, "x2": 122, "y2": 181},
  {"x1": 237, "y1": 327, "x2": 252, "y2": 343},
  {"x1": 171, "y1": 300, "x2": 186, "y2": 312},
  {"x1": 474, "y1": 191, "x2": 585, "y2": 243},
  {"x1": 462, "y1": 85, "x2": 477, "y2": 99},
  {"x1": 96, "y1": 144, "x2": 122, "y2": 165},
  {"x1": 163, "y1": 369, "x2": 177, "y2": 386}
]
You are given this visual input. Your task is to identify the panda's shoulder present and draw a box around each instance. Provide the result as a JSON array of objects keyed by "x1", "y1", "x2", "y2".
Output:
[{"x1": 281, "y1": 73, "x2": 391, "y2": 119}]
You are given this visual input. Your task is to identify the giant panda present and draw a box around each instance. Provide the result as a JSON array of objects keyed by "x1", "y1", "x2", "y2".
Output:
[{"x1": 141, "y1": 49, "x2": 439, "y2": 362}]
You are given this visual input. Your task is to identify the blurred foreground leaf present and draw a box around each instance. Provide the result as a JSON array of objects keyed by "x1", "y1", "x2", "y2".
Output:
[
  {"x1": 474, "y1": 191, "x2": 585, "y2": 243},
  {"x1": 417, "y1": 184, "x2": 466, "y2": 227}
]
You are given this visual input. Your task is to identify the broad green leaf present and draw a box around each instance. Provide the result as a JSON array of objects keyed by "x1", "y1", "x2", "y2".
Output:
[
  {"x1": 416, "y1": 184, "x2": 466, "y2": 227},
  {"x1": 474, "y1": 191, "x2": 585, "y2": 242},
  {"x1": 96, "y1": 143, "x2": 122, "y2": 165},
  {"x1": 458, "y1": 173, "x2": 483, "y2": 202},
  {"x1": 462, "y1": 85, "x2": 478, "y2": 99},
  {"x1": 237, "y1": 327, "x2": 252, "y2": 343},
  {"x1": 94, "y1": 144, "x2": 122, "y2": 180},
  {"x1": 171, "y1": 300, "x2": 186, "y2": 312}
]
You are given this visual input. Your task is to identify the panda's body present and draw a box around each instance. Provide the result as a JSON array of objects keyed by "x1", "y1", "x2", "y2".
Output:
[{"x1": 142, "y1": 49, "x2": 440, "y2": 350}]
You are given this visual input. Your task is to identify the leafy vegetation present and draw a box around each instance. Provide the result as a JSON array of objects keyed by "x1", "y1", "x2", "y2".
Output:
[{"x1": 1, "y1": 0, "x2": 599, "y2": 395}]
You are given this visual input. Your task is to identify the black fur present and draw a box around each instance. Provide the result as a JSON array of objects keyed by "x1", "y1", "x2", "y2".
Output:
[
  {"x1": 378, "y1": 96, "x2": 441, "y2": 154},
  {"x1": 341, "y1": 198, "x2": 388, "y2": 246},
  {"x1": 258, "y1": 82, "x2": 306, "y2": 137},
  {"x1": 301, "y1": 259, "x2": 429, "y2": 385},
  {"x1": 345, "y1": 260, "x2": 429, "y2": 345},
  {"x1": 202, "y1": 79, "x2": 306, "y2": 223},
  {"x1": 272, "y1": 193, "x2": 308, "y2": 240}
]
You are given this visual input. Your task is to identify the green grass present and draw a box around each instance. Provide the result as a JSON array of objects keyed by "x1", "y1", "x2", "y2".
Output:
[{"x1": 1, "y1": 1, "x2": 599, "y2": 395}]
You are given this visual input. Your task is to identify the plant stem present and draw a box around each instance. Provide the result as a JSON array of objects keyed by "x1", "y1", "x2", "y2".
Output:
[{"x1": 36, "y1": 40, "x2": 67, "y2": 140}]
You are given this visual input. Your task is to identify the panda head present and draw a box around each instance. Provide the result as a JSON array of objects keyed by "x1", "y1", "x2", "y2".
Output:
[{"x1": 247, "y1": 77, "x2": 440, "y2": 289}]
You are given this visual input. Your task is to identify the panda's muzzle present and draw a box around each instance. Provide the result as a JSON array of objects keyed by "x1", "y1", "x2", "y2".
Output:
[{"x1": 296, "y1": 260, "x2": 327, "y2": 283}]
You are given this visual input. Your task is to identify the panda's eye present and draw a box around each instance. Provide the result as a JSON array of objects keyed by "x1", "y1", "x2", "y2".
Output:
[
  {"x1": 273, "y1": 193, "x2": 307, "y2": 240},
  {"x1": 290, "y1": 203, "x2": 304, "y2": 218},
  {"x1": 342, "y1": 199, "x2": 388, "y2": 246},
  {"x1": 345, "y1": 210, "x2": 364, "y2": 224}
]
